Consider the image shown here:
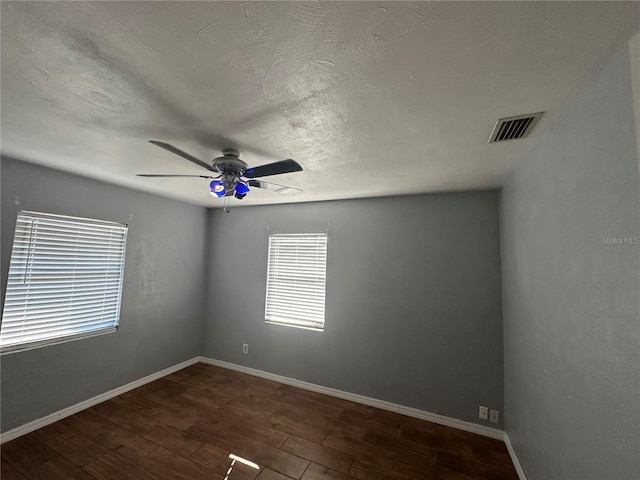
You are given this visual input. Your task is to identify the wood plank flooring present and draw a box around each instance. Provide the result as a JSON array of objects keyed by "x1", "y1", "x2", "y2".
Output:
[{"x1": 1, "y1": 363, "x2": 518, "y2": 479}]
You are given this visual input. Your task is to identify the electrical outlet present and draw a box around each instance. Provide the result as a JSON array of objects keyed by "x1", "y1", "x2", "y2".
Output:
[
  {"x1": 242, "y1": 344, "x2": 248, "y2": 355},
  {"x1": 479, "y1": 406, "x2": 488, "y2": 420},
  {"x1": 490, "y1": 410, "x2": 499, "y2": 424}
]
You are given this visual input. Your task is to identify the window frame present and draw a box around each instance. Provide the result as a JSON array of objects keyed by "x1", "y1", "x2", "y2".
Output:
[
  {"x1": 264, "y1": 233, "x2": 328, "y2": 332},
  {"x1": 1, "y1": 211, "x2": 128, "y2": 354}
]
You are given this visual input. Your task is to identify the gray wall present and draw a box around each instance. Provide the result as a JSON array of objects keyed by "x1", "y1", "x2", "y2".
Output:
[
  {"x1": 203, "y1": 191, "x2": 504, "y2": 427},
  {"x1": 501, "y1": 41, "x2": 640, "y2": 479},
  {"x1": 1, "y1": 157, "x2": 207, "y2": 432}
]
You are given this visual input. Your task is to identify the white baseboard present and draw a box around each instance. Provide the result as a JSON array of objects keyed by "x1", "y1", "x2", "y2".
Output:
[
  {"x1": 505, "y1": 433, "x2": 528, "y2": 480},
  {"x1": 0, "y1": 357, "x2": 200, "y2": 444},
  {"x1": 198, "y1": 356, "x2": 505, "y2": 441}
]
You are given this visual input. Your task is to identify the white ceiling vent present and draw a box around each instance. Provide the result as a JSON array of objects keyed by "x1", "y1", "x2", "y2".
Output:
[{"x1": 488, "y1": 112, "x2": 543, "y2": 143}]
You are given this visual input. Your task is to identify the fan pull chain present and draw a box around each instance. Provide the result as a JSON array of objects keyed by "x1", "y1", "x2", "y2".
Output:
[
  {"x1": 224, "y1": 454, "x2": 260, "y2": 479},
  {"x1": 224, "y1": 458, "x2": 236, "y2": 480}
]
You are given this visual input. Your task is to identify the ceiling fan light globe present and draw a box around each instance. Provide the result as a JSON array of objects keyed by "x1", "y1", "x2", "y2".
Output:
[
  {"x1": 209, "y1": 180, "x2": 226, "y2": 198},
  {"x1": 236, "y1": 182, "x2": 250, "y2": 195}
]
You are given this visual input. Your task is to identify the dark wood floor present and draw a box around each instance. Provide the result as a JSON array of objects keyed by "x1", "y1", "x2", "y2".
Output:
[{"x1": 1, "y1": 363, "x2": 518, "y2": 480}]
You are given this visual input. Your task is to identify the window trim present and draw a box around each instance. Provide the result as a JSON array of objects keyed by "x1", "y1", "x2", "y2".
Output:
[
  {"x1": 0, "y1": 210, "x2": 128, "y2": 355},
  {"x1": 264, "y1": 233, "x2": 328, "y2": 331}
]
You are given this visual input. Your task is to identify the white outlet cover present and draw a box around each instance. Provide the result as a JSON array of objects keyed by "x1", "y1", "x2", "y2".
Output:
[
  {"x1": 490, "y1": 410, "x2": 500, "y2": 423},
  {"x1": 479, "y1": 406, "x2": 488, "y2": 420}
]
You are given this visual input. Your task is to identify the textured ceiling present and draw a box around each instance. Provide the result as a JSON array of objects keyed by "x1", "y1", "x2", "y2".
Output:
[{"x1": 2, "y1": 2, "x2": 639, "y2": 207}]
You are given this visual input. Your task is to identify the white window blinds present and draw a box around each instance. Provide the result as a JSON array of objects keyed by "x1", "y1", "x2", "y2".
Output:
[
  {"x1": 265, "y1": 233, "x2": 327, "y2": 331},
  {"x1": 1, "y1": 211, "x2": 128, "y2": 353}
]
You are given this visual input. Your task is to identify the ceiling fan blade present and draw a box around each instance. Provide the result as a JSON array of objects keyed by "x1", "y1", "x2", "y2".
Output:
[
  {"x1": 137, "y1": 174, "x2": 218, "y2": 178},
  {"x1": 243, "y1": 159, "x2": 302, "y2": 178},
  {"x1": 149, "y1": 140, "x2": 213, "y2": 171},
  {"x1": 247, "y1": 179, "x2": 302, "y2": 196}
]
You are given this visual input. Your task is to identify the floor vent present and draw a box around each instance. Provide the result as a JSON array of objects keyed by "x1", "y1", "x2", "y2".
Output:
[{"x1": 488, "y1": 112, "x2": 543, "y2": 143}]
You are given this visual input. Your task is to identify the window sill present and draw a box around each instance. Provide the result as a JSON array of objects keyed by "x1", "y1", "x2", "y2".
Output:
[
  {"x1": 0, "y1": 327, "x2": 118, "y2": 355},
  {"x1": 265, "y1": 320, "x2": 324, "y2": 332}
]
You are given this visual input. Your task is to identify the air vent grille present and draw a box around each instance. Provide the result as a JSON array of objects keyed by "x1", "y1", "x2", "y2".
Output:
[{"x1": 488, "y1": 112, "x2": 543, "y2": 143}]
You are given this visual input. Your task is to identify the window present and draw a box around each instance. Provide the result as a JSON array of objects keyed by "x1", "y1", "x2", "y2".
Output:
[
  {"x1": 265, "y1": 233, "x2": 327, "y2": 331},
  {"x1": 1, "y1": 211, "x2": 128, "y2": 353}
]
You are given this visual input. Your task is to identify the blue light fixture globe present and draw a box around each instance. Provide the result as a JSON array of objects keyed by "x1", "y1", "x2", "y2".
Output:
[
  {"x1": 209, "y1": 180, "x2": 226, "y2": 198},
  {"x1": 235, "y1": 182, "x2": 250, "y2": 195}
]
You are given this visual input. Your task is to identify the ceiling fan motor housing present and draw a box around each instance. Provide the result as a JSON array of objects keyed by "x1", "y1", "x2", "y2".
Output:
[
  {"x1": 212, "y1": 150, "x2": 248, "y2": 174},
  {"x1": 211, "y1": 150, "x2": 248, "y2": 197}
]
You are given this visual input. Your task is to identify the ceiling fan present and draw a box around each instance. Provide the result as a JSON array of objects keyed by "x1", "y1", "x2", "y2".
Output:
[{"x1": 138, "y1": 141, "x2": 303, "y2": 200}]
